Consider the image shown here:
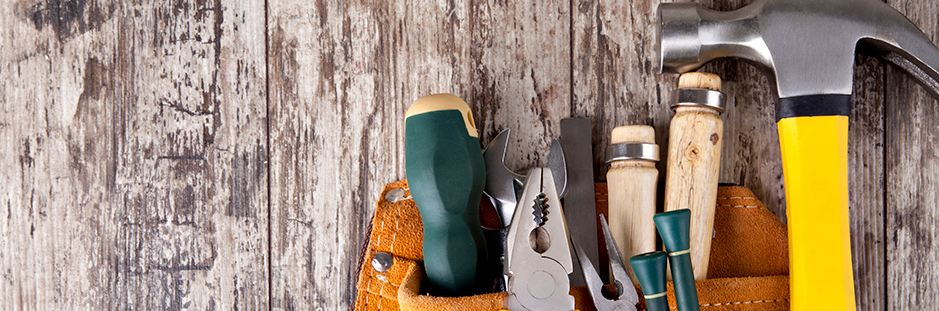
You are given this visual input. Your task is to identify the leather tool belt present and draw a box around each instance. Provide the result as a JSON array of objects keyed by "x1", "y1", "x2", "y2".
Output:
[{"x1": 354, "y1": 180, "x2": 791, "y2": 311}]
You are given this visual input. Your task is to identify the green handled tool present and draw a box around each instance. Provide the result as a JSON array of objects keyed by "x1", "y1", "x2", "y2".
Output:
[
  {"x1": 630, "y1": 251, "x2": 669, "y2": 311},
  {"x1": 654, "y1": 209, "x2": 698, "y2": 311},
  {"x1": 405, "y1": 93, "x2": 488, "y2": 296}
]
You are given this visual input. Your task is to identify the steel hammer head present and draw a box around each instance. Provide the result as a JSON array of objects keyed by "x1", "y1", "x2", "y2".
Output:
[{"x1": 657, "y1": 0, "x2": 939, "y2": 100}]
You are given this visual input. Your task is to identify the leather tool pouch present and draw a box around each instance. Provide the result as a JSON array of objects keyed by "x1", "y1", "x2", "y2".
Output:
[{"x1": 353, "y1": 180, "x2": 791, "y2": 311}]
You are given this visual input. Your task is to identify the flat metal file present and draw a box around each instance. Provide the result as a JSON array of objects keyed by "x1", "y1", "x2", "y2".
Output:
[{"x1": 559, "y1": 117, "x2": 599, "y2": 286}]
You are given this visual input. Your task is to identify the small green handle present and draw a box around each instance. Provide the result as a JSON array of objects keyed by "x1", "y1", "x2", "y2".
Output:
[
  {"x1": 630, "y1": 251, "x2": 669, "y2": 311},
  {"x1": 654, "y1": 209, "x2": 699, "y2": 311},
  {"x1": 405, "y1": 94, "x2": 488, "y2": 296}
]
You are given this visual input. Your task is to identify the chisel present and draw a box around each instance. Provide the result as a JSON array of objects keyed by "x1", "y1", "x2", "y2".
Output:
[
  {"x1": 405, "y1": 93, "x2": 488, "y2": 296},
  {"x1": 663, "y1": 72, "x2": 725, "y2": 280},
  {"x1": 606, "y1": 125, "x2": 660, "y2": 280}
]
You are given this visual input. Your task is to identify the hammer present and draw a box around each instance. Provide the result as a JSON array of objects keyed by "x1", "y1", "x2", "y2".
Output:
[{"x1": 656, "y1": 0, "x2": 939, "y2": 310}]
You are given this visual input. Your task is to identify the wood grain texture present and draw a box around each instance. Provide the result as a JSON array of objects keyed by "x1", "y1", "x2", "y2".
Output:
[
  {"x1": 886, "y1": 1, "x2": 939, "y2": 309},
  {"x1": 1, "y1": 0, "x2": 937, "y2": 309},
  {"x1": 849, "y1": 53, "x2": 886, "y2": 311},
  {"x1": 468, "y1": 0, "x2": 572, "y2": 173},
  {"x1": 886, "y1": 64, "x2": 939, "y2": 310},
  {"x1": 0, "y1": 0, "x2": 269, "y2": 309},
  {"x1": 572, "y1": 0, "x2": 672, "y2": 181},
  {"x1": 663, "y1": 102, "x2": 723, "y2": 281},
  {"x1": 266, "y1": 1, "x2": 399, "y2": 309},
  {"x1": 678, "y1": 72, "x2": 721, "y2": 91}
]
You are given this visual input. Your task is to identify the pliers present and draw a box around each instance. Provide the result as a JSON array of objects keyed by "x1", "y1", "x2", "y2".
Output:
[
  {"x1": 572, "y1": 214, "x2": 641, "y2": 311},
  {"x1": 483, "y1": 129, "x2": 567, "y2": 293},
  {"x1": 502, "y1": 167, "x2": 575, "y2": 310}
]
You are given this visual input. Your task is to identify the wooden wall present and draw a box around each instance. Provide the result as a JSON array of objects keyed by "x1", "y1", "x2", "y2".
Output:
[{"x1": 2, "y1": 0, "x2": 937, "y2": 309}]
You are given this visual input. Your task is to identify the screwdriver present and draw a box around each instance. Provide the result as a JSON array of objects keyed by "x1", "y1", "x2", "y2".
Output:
[
  {"x1": 655, "y1": 209, "x2": 699, "y2": 311},
  {"x1": 630, "y1": 251, "x2": 670, "y2": 311},
  {"x1": 405, "y1": 93, "x2": 489, "y2": 296}
]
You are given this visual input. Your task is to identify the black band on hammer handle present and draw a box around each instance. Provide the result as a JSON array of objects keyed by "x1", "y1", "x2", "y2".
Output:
[{"x1": 776, "y1": 94, "x2": 851, "y2": 121}]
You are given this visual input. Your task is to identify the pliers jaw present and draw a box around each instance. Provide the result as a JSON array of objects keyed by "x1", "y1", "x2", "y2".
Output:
[{"x1": 573, "y1": 215, "x2": 640, "y2": 311}]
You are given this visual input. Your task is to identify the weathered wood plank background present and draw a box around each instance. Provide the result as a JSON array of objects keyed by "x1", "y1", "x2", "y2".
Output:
[{"x1": 1, "y1": 0, "x2": 937, "y2": 309}]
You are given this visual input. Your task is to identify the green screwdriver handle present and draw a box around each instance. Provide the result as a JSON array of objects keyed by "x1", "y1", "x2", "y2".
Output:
[
  {"x1": 630, "y1": 251, "x2": 670, "y2": 311},
  {"x1": 405, "y1": 94, "x2": 488, "y2": 296},
  {"x1": 654, "y1": 209, "x2": 699, "y2": 311}
]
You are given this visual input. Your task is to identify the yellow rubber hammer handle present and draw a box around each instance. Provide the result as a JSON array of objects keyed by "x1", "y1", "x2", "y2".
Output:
[{"x1": 778, "y1": 115, "x2": 856, "y2": 311}]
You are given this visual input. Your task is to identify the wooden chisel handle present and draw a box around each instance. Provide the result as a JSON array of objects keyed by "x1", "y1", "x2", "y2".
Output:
[
  {"x1": 663, "y1": 72, "x2": 725, "y2": 280},
  {"x1": 606, "y1": 125, "x2": 659, "y2": 280}
]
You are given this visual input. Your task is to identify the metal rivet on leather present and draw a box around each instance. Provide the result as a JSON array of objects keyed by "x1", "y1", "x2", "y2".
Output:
[
  {"x1": 385, "y1": 188, "x2": 406, "y2": 203},
  {"x1": 372, "y1": 252, "x2": 393, "y2": 272}
]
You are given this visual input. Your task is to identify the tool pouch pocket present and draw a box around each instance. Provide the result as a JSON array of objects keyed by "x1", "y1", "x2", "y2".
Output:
[{"x1": 354, "y1": 181, "x2": 791, "y2": 311}]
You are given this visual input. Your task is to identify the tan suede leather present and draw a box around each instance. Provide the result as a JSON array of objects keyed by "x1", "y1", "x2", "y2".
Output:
[{"x1": 354, "y1": 181, "x2": 790, "y2": 311}]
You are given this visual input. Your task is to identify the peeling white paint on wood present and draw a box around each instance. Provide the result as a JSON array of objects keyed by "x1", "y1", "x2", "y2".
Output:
[
  {"x1": 2, "y1": 0, "x2": 938, "y2": 310},
  {"x1": 1, "y1": 0, "x2": 268, "y2": 309}
]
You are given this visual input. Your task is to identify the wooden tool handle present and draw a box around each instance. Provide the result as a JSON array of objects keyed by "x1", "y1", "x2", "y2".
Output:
[
  {"x1": 405, "y1": 94, "x2": 489, "y2": 295},
  {"x1": 606, "y1": 125, "x2": 658, "y2": 280},
  {"x1": 663, "y1": 72, "x2": 723, "y2": 280}
]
